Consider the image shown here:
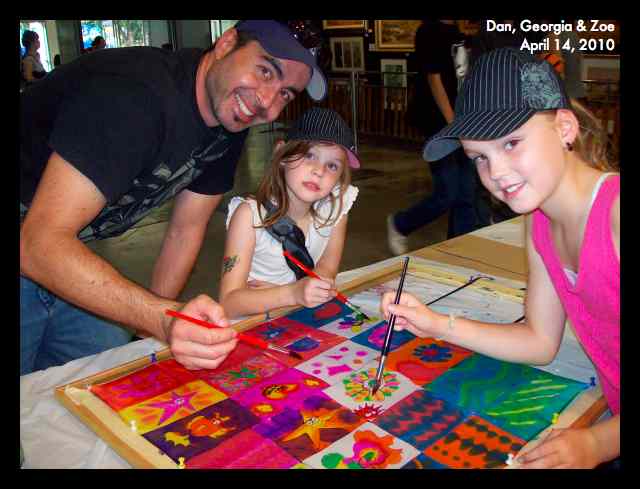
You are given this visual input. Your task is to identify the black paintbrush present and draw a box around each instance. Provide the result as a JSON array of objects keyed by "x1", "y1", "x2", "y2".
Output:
[{"x1": 370, "y1": 256, "x2": 410, "y2": 396}]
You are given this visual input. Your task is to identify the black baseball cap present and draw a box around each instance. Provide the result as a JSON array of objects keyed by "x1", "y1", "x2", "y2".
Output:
[
  {"x1": 235, "y1": 20, "x2": 327, "y2": 102},
  {"x1": 286, "y1": 107, "x2": 360, "y2": 168},
  {"x1": 423, "y1": 47, "x2": 571, "y2": 162}
]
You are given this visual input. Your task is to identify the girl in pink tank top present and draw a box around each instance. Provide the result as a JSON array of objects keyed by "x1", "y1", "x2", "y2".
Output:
[{"x1": 380, "y1": 48, "x2": 620, "y2": 469}]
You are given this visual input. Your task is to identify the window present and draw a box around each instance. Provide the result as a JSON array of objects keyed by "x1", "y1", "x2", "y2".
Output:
[
  {"x1": 80, "y1": 20, "x2": 150, "y2": 50},
  {"x1": 210, "y1": 20, "x2": 238, "y2": 42},
  {"x1": 19, "y1": 20, "x2": 51, "y2": 71}
]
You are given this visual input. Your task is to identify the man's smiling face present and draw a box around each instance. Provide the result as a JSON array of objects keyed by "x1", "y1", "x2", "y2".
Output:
[{"x1": 201, "y1": 33, "x2": 311, "y2": 132}]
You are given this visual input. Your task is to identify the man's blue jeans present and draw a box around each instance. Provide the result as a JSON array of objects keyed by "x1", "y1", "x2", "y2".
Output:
[
  {"x1": 394, "y1": 147, "x2": 480, "y2": 239},
  {"x1": 20, "y1": 276, "x2": 133, "y2": 375}
]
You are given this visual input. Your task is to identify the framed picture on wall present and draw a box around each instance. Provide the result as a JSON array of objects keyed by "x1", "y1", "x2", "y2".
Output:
[
  {"x1": 330, "y1": 36, "x2": 365, "y2": 72},
  {"x1": 381, "y1": 59, "x2": 407, "y2": 110},
  {"x1": 374, "y1": 20, "x2": 421, "y2": 51},
  {"x1": 323, "y1": 20, "x2": 368, "y2": 30}
]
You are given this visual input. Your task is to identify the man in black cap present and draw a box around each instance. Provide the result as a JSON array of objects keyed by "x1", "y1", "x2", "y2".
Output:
[{"x1": 20, "y1": 20, "x2": 327, "y2": 375}]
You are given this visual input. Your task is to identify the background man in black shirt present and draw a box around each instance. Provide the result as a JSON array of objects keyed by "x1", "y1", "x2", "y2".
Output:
[
  {"x1": 387, "y1": 20, "x2": 482, "y2": 255},
  {"x1": 20, "y1": 20, "x2": 327, "y2": 375}
]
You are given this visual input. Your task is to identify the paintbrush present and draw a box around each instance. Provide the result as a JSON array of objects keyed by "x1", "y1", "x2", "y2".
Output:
[
  {"x1": 283, "y1": 250, "x2": 371, "y2": 321},
  {"x1": 165, "y1": 309, "x2": 302, "y2": 360},
  {"x1": 370, "y1": 256, "x2": 410, "y2": 396}
]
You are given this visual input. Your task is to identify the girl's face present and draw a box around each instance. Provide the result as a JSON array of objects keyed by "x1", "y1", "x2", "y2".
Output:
[
  {"x1": 284, "y1": 143, "x2": 347, "y2": 206},
  {"x1": 461, "y1": 113, "x2": 566, "y2": 214}
]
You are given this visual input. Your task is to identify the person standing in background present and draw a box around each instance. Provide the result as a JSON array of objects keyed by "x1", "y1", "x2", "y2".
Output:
[
  {"x1": 388, "y1": 20, "x2": 481, "y2": 255},
  {"x1": 21, "y1": 30, "x2": 47, "y2": 86}
]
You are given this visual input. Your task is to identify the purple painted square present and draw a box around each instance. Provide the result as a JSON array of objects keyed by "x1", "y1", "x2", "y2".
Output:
[
  {"x1": 284, "y1": 298, "x2": 353, "y2": 328},
  {"x1": 142, "y1": 398, "x2": 259, "y2": 462},
  {"x1": 350, "y1": 321, "x2": 415, "y2": 352}
]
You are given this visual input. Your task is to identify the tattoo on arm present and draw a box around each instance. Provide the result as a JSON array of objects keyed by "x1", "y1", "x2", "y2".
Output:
[{"x1": 222, "y1": 255, "x2": 238, "y2": 275}]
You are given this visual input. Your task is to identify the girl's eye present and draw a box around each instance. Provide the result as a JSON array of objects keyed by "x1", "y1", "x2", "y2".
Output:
[
  {"x1": 504, "y1": 140, "x2": 519, "y2": 151},
  {"x1": 327, "y1": 162, "x2": 340, "y2": 172},
  {"x1": 471, "y1": 155, "x2": 487, "y2": 165},
  {"x1": 304, "y1": 151, "x2": 315, "y2": 160}
]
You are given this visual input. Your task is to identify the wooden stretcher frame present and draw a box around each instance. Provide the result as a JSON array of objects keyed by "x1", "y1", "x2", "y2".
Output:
[{"x1": 54, "y1": 260, "x2": 607, "y2": 469}]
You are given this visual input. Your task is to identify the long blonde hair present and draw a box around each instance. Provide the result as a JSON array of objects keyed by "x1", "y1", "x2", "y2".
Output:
[
  {"x1": 252, "y1": 140, "x2": 352, "y2": 229},
  {"x1": 569, "y1": 98, "x2": 618, "y2": 171}
]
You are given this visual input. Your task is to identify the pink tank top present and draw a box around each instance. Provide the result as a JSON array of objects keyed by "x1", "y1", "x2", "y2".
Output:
[{"x1": 532, "y1": 175, "x2": 620, "y2": 414}]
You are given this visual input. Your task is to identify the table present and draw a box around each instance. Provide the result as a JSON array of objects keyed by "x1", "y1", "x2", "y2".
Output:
[{"x1": 20, "y1": 218, "x2": 606, "y2": 468}]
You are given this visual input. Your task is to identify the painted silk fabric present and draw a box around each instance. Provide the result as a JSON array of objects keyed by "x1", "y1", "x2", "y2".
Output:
[{"x1": 91, "y1": 297, "x2": 588, "y2": 469}]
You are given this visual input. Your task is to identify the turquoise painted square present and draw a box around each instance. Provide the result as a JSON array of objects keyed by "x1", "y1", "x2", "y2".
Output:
[
  {"x1": 425, "y1": 354, "x2": 588, "y2": 441},
  {"x1": 482, "y1": 368, "x2": 588, "y2": 440},
  {"x1": 424, "y1": 354, "x2": 525, "y2": 413}
]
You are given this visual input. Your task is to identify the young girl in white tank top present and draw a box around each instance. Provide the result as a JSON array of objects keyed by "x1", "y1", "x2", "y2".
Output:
[{"x1": 219, "y1": 108, "x2": 361, "y2": 319}]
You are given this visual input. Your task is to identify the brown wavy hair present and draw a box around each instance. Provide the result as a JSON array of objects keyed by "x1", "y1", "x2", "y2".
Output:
[
  {"x1": 252, "y1": 140, "x2": 352, "y2": 229},
  {"x1": 569, "y1": 98, "x2": 617, "y2": 171}
]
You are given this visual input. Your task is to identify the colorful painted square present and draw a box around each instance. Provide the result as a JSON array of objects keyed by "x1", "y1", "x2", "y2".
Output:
[
  {"x1": 244, "y1": 317, "x2": 308, "y2": 346},
  {"x1": 303, "y1": 422, "x2": 420, "y2": 469},
  {"x1": 143, "y1": 398, "x2": 259, "y2": 462},
  {"x1": 323, "y1": 362, "x2": 419, "y2": 413},
  {"x1": 250, "y1": 319, "x2": 347, "y2": 367},
  {"x1": 90, "y1": 364, "x2": 192, "y2": 411},
  {"x1": 274, "y1": 394, "x2": 366, "y2": 460},
  {"x1": 232, "y1": 368, "x2": 329, "y2": 423},
  {"x1": 425, "y1": 354, "x2": 529, "y2": 413},
  {"x1": 119, "y1": 380, "x2": 227, "y2": 434},
  {"x1": 191, "y1": 353, "x2": 288, "y2": 396},
  {"x1": 284, "y1": 298, "x2": 353, "y2": 328},
  {"x1": 350, "y1": 321, "x2": 415, "y2": 352},
  {"x1": 318, "y1": 307, "x2": 382, "y2": 339},
  {"x1": 295, "y1": 341, "x2": 380, "y2": 385},
  {"x1": 374, "y1": 390, "x2": 466, "y2": 450},
  {"x1": 402, "y1": 453, "x2": 448, "y2": 469},
  {"x1": 154, "y1": 359, "x2": 201, "y2": 385},
  {"x1": 185, "y1": 429, "x2": 299, "y2": 469},
  {"x1": 423, "y1": 415, "x2": 526, "y2": 469},
  {"x1": 385, "y1": 337, "x2": 473, "y2": 387},
  {"x1": 482, "y1": 368, "x2": 588, "y2": 440}
]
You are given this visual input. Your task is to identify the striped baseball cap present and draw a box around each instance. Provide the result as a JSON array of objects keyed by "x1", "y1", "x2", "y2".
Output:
[
  {"x1": 286, "y1": 107, "x2": 360, "y2": 168},
  {"x1": 423, "y1": 47, "x2": 571, "y2": 162},
  {"x1": 236, "y1": 20, "x2": 327, "y2": 102}
]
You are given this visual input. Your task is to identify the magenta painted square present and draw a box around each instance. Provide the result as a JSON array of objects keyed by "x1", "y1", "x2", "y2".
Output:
[
  {"x1": 195, "y1": 353, "x2": 289, "y2": 396},
  {"x1": 186, "y1": 429, "x2": 299, "y2": 468},
  {"x1": 231, "y1": 368, "x2": 329, "y2": 421}
]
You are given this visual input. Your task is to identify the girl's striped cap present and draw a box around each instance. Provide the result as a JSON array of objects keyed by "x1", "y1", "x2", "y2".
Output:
[{"x1": 423, "y1": 47, "x2": 571, "y2": 162}]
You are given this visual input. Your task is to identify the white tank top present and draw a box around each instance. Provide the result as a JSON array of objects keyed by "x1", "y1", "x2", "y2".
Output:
[{"x1": 226, "y1": 185, "x2": 359, "y2": 285}]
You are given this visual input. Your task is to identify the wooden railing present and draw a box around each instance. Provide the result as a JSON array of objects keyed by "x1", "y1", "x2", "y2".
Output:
[{"x1": 278, "y1": 73, "x2": 424, "y2": 144}]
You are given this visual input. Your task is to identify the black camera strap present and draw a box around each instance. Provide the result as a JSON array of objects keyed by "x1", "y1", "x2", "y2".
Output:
[{"x1": 261, "y1": 199, "x2": 315, "y2": 280}]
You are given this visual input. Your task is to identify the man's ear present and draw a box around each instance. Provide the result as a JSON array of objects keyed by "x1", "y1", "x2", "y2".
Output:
[
  {"x1": 555, "y1": 109, "x2": 579, "y2": 146},
  {"x1": 213, "y1": 27, "x2": 240, "y2": 60}
]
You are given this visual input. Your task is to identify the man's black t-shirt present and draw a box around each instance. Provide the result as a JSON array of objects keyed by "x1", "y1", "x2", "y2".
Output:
[
  {"x1": 20, "y1": 46, "x2": 248, "y2": 242},
  {"x1": 408, "y1": 21, "x2": 467, "y2": 139}
]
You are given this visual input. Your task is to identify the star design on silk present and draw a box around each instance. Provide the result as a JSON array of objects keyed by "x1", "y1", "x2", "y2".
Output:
[
  {"x1": 281, "y1": 408, "x2": 353, "y2": 448},
  {"x1": 147, "y1": 390, "x2": 198, "y2": 424}
]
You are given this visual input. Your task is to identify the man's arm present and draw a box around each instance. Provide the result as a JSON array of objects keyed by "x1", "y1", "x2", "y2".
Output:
[
  {"x1": 20, "y1": 153, "x2": 238, "y2": 369},
  {"x1": 427, "y1": 73, "x2": 455, "y2": 124},
  {"x1": 150, "y1": 190, "x2": 222, "y2": 299},
  {"x1": 21, "y1": 152, "x2": 178, "y2": 339}
]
